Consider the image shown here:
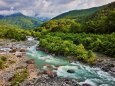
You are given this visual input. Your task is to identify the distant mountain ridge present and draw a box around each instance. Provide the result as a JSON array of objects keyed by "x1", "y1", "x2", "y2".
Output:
[
  {"x1": 52, "y1": 7, "x2": 101, "y2": 22},
  {"x1": 52, "y1": 1, "x2": 115, "y2": 22},
  {"x1": 0, "y1": 13, "x2": 43, "y2": 29}
]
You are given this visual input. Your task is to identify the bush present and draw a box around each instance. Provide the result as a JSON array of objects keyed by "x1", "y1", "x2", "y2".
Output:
[
  {"x1": 0, "y1": 56, "x2": 7, "y2": 61},
  {"x1": 87, "y1": 50, "x2": 96, "y2": 65},
  {"x1": 0, "y1": 60, "x2": 5, "y2": 69},
  {"x1": 10, "y1": 69, "x2": 29, "y2": 86}
]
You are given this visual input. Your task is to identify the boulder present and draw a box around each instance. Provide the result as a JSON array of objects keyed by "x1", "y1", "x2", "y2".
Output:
[
  {"x1": 26, "y1": 59, "x2": 35, "y2": 64},
  {"x1": 20, "y1": 48, "x2": 26, "y2": 52},
  {"x1": 102, "y1": 67, "x2": 110, "y2": 72},
  {"x1": 44, "y1": 70, "x2": 57, "y2": 78},
  {"x1": 45, "y1": 64, "x2": 53, "y2": 69},
  {"x1": 9, "y1": 48, "x2": 17, "y2": 53},
  {"x1": 16, "y1": 53, "x2": 23, "y2": 57},
  {"x1": 82, "y1": 83, "x2": 91, "y2": 86},
  {"x1": 111, "y1": 67, "x2": 115, "y2": 72},
  {"x1": 67, "y1": 69, "x2": 75, "y2": 73},
  {"x1": 107, "y1": 64, "x2": 114, "y2": 67}
]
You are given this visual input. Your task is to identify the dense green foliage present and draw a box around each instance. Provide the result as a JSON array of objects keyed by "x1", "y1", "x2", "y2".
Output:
[
  {"x1": 0, "y1": 56, "x2": 7, "y2": 69},
  {"x1": 0, "y1": 13, "x2": 43, "y2": 29},
  {"x1": 0, "y1": 23, "x2": 41, "y2": 41},
  {"x1": 39, "y1": 19, "x2": 81, "y2": 33},
  {"x1": 85, "y1": 2, "x2": 115, "y2": 33},
  {"x1": 40, "y1": 35, "x2": 96, "y2": 64},
  {"x1": 44, "y1": 32, "x2": 115, "y2": 58},
  {"x1": 53, "y1": 7, "x2": 100, "y2": 22}
]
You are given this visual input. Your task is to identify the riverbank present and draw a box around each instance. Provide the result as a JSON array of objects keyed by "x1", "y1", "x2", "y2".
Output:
[
  {"x1": 0, "y1": 39, "x2": 39, "y2": 86},
  {"x1": 0, "y1": 39, "x2": 82, "y2": 86},
  {"x1": 95, "y1": 53, "x2": 115, "y2": 76},
  {"x1": 37, "y1": 46, "x2": 115, "y2": 77},
  {"x1": 0, "y1": 38, "x2": 115, "y2": 86}
]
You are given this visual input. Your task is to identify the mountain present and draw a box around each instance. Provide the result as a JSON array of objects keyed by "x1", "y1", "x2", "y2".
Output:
[
  {"x1": 0, "y1": 13, "x2": 43, "y2": 29},
  {"x1": 52, "y1": 7, "x2": 101, "y2": 22},
  {"x1": 52, "y1": 2, "x2": 115, "y2": 22},
  {"x1": 37, "y1": 17, "x2": 50, "y2": 22},
  {"x1": 84, "y1": 1, "x2": 115, "y2": 33},
  {"x1": 88, "y1": 1, "x2": 115, "y2": 20}
]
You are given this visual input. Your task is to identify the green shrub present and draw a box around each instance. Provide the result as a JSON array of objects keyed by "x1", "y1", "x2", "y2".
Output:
[
  {"x1": 0, "y1": 60, "x2": 5, "y2": 69},
  {"x1": 87, "y1": 50, "x2": 96, "y2": 65},
  {"x1": 0, "y1": 56, "x2": 7, "y2": 61},
  {"x1": 10, "y1": 69, "x2": 29, "y2": 86}
]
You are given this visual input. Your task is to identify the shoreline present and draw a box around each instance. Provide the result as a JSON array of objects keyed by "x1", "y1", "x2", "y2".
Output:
[
  {"x1": 37, "y1": 46, "x2": 115, "y2": 77},
  {"x1": 0, "y1": 39, "x2": 81, "y2": 86},
  {"x1": 0, "y1": 38, "x2": 115, "y2": 86}
]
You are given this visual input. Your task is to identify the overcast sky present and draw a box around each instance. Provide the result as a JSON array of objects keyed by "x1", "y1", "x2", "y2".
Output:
[{"x1": 0, "y1": 0, "x2": 114, "y2": 18}]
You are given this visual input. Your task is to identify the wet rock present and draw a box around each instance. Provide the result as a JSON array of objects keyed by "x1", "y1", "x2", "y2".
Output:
[
  {"x1": 23, "y1": 74, "x2": 80, "y2": 86},
  {"x1": 45, "y1": 64, "x2": 53, "y2": 69},
  {"x1": 67, "y1": 69, "x2": 75, "y2": 73},
  {"x1": 20, "y1": 48, "x2": 26, "y2": 52},
  {"x1": 26, "y1": 59, "x2": 35, "y2": 64},
  {"x1": 107, "y1": 64, "x2": 114, "y2": 67},
  {"x1": 43, "y1": 70, "x2": 57, "y2": 78},
  {"x1": 9, "y1": 48, "x2": 17, "y2": 53},
  {"x1": 82, "y1": 83, "x2": 91, "y2": 86},
  {"x1": 102, "y1": 67, "x2": 110, "y2": 72},
  {"x1": 111, "y1": 67, "x2": 115, "y2": 72}
]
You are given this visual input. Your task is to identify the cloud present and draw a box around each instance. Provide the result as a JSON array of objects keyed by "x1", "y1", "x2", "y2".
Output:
[{"x1": 0, "y1": 0, "x2": 114, "y2": 18}]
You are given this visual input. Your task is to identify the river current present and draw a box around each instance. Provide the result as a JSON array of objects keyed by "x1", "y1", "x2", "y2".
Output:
[{"x1": 26, "y1": 37, "x2": 115, "y2": 86}]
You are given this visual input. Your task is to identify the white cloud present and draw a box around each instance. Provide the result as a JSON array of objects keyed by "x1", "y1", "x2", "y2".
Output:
[{"x1": 0, "y1": 0, "x2": 114, "y2": 18}]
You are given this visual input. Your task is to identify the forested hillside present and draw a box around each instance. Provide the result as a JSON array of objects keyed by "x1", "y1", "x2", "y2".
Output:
[
  {"x1": 0, "y1": 13, "x2": 43, "y2": 29},
  {"x1": 85, "y1": 2, "x2": 115, "y2": 33},
  {"x1": 34, "y1": 1, "x2": 115, "y2": 64},
  {"x1": 0, "y1": 23, "x2": 40, "y2": 41},
  {"x1": 52, "y1": 7, "x2": 101, "y2": 22}
]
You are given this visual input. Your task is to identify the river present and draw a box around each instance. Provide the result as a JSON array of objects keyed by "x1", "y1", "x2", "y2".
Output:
[{"x1": 26, "y1": 37, "x2": 115, "y2": 86}]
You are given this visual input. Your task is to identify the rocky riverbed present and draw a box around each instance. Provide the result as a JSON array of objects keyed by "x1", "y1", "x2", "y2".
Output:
[
  {"x1": 0, "y1": 39, "x2": 81, "y2": 86},
  {"x1": 95, "y1": 53, "x2": 115, "y2": 76},
  {"x1": 0, "y1": 38, "x2": 115, "y2": 86},
  {"x1": 22, "y1": 74, "x2": 81, "y2": 86},
  {"x1": 0, "y1": 39, "x2": 38, "y2": 86}
]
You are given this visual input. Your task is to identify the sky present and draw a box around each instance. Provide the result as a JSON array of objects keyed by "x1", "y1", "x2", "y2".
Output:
[{"x1": 0, "y1": 0, "x2": 114, "y2": 18}]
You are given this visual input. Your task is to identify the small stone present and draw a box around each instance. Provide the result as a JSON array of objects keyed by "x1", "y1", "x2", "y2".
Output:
[
  {"x1": 67, "y1": 69, "x2": 75, "y2": 73},
  {"x1": 26, "y1": 59, "x2": 35, "y2": 64},
  {"x1": 82, "y1": 83, "x2": 91, "y2": 86},
  {"x1": 20, "y1": 48, "x2": 26, "y2": 52}
]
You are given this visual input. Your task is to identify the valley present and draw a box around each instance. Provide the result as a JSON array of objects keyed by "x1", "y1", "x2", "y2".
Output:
[{"x1": 0, "y1": 1, "x2": 115, "y2": 86}]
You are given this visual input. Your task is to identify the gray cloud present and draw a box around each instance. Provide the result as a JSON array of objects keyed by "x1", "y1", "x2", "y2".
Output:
[{"x1": 0, "y1": 0, "x2": 114, "y2": 18}]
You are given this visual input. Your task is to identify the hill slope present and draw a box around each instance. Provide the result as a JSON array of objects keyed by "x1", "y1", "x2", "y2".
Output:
[
  {"x1": 89, "y1": 1, "x2": 115, "y2": 20},
  {"x1": 85, "y1": 1, "x2": 115, "y2": 33},
  {"x1": 52, "y1": 7, "x2": 101, "y2": 22},
  {"x1": 53, "y1": 2, "x2": 115, "y2": 22},
  {"x1": 0, "y1": 13, "x2": 43, "y2": 29}
]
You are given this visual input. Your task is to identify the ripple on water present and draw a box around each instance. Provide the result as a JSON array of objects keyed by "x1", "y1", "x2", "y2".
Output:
[{"x1": 27, "y1": 42, "x2": 115, "y2": 86}]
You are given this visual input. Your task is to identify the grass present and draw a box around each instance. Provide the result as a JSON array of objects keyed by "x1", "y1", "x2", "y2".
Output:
[
  {"x1": 10, "y1": 68, "x2": 29, "y2": 86},
  {"x1": 0, "y1": 56, "x2": 8, "y2": 69}
]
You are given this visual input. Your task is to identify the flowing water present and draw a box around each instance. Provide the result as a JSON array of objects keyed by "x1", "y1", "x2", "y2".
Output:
[{"x1": 26, "y1": 38, "x2": 115, "y2": 86}]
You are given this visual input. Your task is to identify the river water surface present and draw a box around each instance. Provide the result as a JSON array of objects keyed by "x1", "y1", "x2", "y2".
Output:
[{"x1": 26, "y1": 38, "x2": 115, "y2": 86}]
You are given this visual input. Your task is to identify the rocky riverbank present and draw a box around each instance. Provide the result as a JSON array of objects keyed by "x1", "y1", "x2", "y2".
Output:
[
  {"x1": 0, "y1": 38, "x2": 115, "y2": 86},
  {"x1": 37, "y1": 46, "x2": 115, "y2": 78},
  {"x1": 0, "y1": 39, "x2": 82, "y2": 86},
  {"x1": 22, "y1": 74, "x2": 81, "y2": 86},
  {"x1": 0, "y1": 39, "x2": 38, "y2": 86},
  {"x1": 95, "y1": 53, "x2": 115, "y2": 77}
]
